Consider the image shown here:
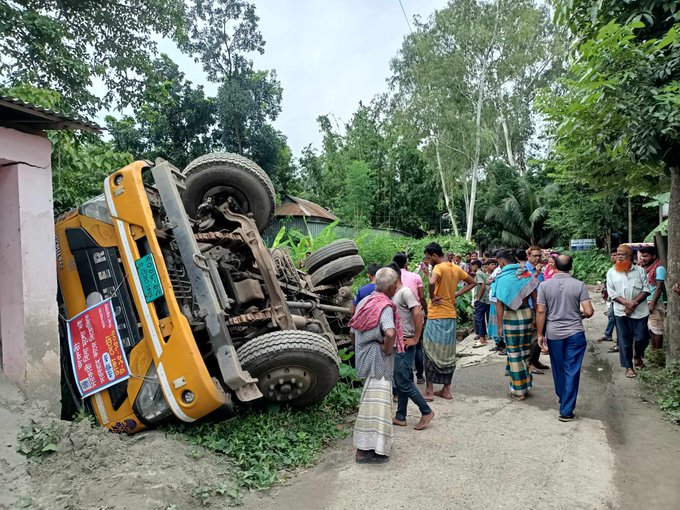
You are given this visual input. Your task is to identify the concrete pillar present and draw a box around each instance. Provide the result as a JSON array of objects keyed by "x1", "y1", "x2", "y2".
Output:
[{"x1": 0, "y1": 128, "x2": 60, "y2": 412}]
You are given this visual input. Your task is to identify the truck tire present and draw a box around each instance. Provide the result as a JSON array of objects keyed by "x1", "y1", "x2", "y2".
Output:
[
  {"x1": 310, "y1": 254, "x2": 365, "y2": 287},
  {"x1": 182, "y1": 152, "x2": 276, "y2": 232},
  {"x1": 237, "y1": 330, "x2": 339, "y2": 407},
  {"x1": 305, "y1": 239, "x2": 359, "y2": 274}
]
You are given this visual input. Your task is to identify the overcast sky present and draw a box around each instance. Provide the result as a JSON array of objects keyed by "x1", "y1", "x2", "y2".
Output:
[{"x1": 149, "y1": 0, "x2": 448, "y2": 159}]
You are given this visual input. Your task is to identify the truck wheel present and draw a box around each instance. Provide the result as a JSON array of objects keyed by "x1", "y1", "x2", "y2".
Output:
[
  {"x1": 305, "y1": 239, "x2": 359, "y2": 274},
  {"x1": 237, "y1": 330, "x2": 339, "y2": 407},
  {"x1": 182, "y1": 152, "x2": 276, "y2": 232},
  {"x1": 309, "y1": 254, "x2": 365, "y2": 288}
]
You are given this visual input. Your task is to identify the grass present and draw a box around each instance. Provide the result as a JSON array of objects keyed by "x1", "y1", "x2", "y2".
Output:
[
  {"x1": 170, "y1": 352, "x2": 361, "y2": 497},
  {"x1": 638, "y1": 348, "x2": 680, "y2": 423}
]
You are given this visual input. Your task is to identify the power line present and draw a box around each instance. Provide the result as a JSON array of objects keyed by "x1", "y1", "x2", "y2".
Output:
[{"x1": 397, "y1": 0, "x2": 413, "y2": 34}]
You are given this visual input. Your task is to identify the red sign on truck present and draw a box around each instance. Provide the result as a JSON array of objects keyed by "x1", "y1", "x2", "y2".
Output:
[{"x1": 67, "y1": 299, "x2": 131, "y2": 398}]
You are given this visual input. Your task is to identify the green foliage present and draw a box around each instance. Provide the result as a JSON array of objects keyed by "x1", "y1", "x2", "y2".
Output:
[
  {"x1": 484, "y1": 173, "x2": 557, "y2": 248},
  {"x1": 638, "y1": 363, "x2": 680, "y2": 423},
  {"x1": 17, "y1": 420, "x2": 61, "y2": 458},
  {"x1": 456, "y1": 291, "x2": 473, "y2": 326},
  {"x1": 645, "y1": 346, "x2": 666, "y2": 369},
  {"x1": 335, "y1": 161, "x2": 375, "y2": 229},
  {"x1": 106, "y1": 55, "x2": 215, "y2": 169},
  {"x1": 569, "y1": 250, "x2": 612, "y2": 284},
  {"x1": 538, "y1": 13, "x2": 675, "y2": 192},
  {"x1": 0, "y1": 0, "x2": 187, "y2": 113},
  {"x1": 72, "y1": 408, "x2": 96, "y2": 427},
  {"x1": 171, "y1": 356, "x2": 360, "y2": 492},
  {"x1": 354, "y1": 231, "x2": 476, "y2": 269},
  {"x1": 274, "y1": 220, "x2": 340, "y2": 263}
]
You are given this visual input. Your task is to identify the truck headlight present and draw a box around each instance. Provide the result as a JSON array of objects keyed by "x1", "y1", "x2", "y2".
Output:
[{"x1": 133, "y1": 363, "x2": 173, "y2": 425}]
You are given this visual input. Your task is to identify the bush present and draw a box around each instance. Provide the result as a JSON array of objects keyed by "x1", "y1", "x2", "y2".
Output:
[
  {"x1": 569, "y1": 250, "x2": 612, "y2": 284},
  {"x1": 354, "y1": 230, "x2": 475, "y2": 269},
  {"x1": 638, "y1": 362, "x2": 680, "y2": 423}
]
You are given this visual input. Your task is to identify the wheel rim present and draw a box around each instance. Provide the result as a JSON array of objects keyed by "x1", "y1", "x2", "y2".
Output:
[
  {"x1": 258, "y1": 365, "x2": 316, "y2": 402},
  {"x1": 202, "y1": 185, "x2": 250, "y2": 214}
]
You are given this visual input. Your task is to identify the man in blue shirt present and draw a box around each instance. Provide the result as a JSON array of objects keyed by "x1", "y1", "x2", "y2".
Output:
[{"x1": 350, "y1": 263, "x2": 381, "y2": 316}]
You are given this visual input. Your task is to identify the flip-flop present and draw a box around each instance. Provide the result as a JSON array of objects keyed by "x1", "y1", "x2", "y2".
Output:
[
  {"x1": 625, "y1": 369, "x2": 637, "y2": 378},
  {"x1": 530, "y1": 367, "x2": 544, "y2": 374},
  {"x1": 473, "y1": 341, "x2": 488, "y2": 348}
]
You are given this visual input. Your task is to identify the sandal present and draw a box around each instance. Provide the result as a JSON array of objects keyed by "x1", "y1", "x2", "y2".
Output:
[
  {"x1": 625, "y1": 368, "x2": 637, "y2": 379},
  {"x1": 355, "y1": 450, "x2": 375, "y2": 463},
  {"x1": 473, "y1": 340, "x2": 488, "y2": 348},
  {"x1": 530, "y1": 367, "x2": 544, "y2": 375},
  {"x1": 607, "y1": 345, "x2": 620, "y2": 353}
]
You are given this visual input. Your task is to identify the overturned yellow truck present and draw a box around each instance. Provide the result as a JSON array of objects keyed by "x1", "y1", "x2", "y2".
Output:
[{"x1": 55, "y1": 153, "x2": 363, "y2": 433}]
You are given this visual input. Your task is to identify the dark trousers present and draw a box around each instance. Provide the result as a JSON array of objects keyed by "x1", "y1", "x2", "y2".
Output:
[
  {"x1": 614, "y1": 315, "x2": 650, "y2": 368},
  {"x1": 529, "y1": 331, "x2": 541, "y2": 366},
  {"x1": 604, "y1": 305, "x2": 616, "y2": 339},
  {"x1": 415, "y1": 341, "x2": 424, "y2": 379},
  {"x1": 548, "y1": 332, "x2": 587, "y2": 418},
  {"x1": 474, "y1": 302, "x2": 490, "y2": 336},
  {"x1": 394, "y1": 347, "x2": 432, "y2": 421}
]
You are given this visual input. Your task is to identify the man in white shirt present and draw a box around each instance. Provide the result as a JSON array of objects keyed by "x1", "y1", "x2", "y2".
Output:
[{"x1": 606, "y1": 245, "x2": 651, "y2": 378}]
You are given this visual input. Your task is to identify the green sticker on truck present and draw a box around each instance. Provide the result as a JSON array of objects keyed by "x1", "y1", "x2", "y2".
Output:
[{"x1": 135, "y1": 253, "x2": 164, "y2": 303}]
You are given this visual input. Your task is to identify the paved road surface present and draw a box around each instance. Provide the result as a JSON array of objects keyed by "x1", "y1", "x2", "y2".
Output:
[{"x1": 242, "y1": 292, "x2": 680, "y2": 510}]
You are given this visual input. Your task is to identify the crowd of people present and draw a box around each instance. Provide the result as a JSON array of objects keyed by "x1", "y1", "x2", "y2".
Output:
[{"x1": 346, "y1": 241, "x2": 669, "y2": 464}]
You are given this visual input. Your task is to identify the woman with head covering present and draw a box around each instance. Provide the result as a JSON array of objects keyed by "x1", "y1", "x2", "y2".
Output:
[{"x1": 494, "y1": 249, "x2": 540, "y2": 400}]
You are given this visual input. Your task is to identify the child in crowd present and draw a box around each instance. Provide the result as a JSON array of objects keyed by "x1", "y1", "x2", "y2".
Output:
[{"x1": 472, "y1": 260, "x2": 491, "y2": 348}]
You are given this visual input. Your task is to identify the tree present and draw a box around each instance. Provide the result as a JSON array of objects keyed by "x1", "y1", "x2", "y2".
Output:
[
  {"x1": 484, "y1": 174, "x2": 557, "y2": 248},
  {"x1": 546, "y1": 1, "x2": 680, "y2": 362},
  {"x1": 106, "y1": 55, "x2": 215, "y2": 170},
  {"x1": 0, "y1": 0, "x2": 186, "y2": 113},
  {"x1": 336, "y1": 161, "x2": 375, "y2": 229},
  {"x1": 181, "y1": 0, "x2": 283, "y2": 160},
  {"x1": 389, "y1": 0, "x2": 560, "y2": 240}
]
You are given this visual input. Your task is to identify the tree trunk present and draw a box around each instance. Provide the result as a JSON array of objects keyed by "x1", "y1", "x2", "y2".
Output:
[
  {"x1": 435, "y1": 137, "x2": 459, "y2": 237},
  {"x1": 466, "y1": 65, "x2": 486, "y2": 241},
  {"x1": 627, "y1": 196, "x2": 633, "y2": 243},
  {"x1": 500, "y1": 112, "x2": 516, "y2": 168},
  {"x1": 666, "y1": 166, "x2": 680, "y2": 364}
]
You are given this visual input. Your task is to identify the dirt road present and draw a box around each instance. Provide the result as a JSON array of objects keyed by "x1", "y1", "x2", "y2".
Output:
[
  {"x1": 2, "y1": 291, "x2": 678, "y2": 509},
  {"x1": 241, "y1": 292, "x2": 680, "y2": 510}
]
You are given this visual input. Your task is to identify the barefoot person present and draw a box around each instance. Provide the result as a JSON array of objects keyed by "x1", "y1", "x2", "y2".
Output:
[
  {"x1": 606, "y1": 245, "x2": 651, "y2": 378},
  {"x1": 350, "y1": 268, "x2": 404, "y2": 464},
  {"x1": 536, "y1": 255, "x2": 594, "y2": 421},
  {"x1": 422, "y1": 242, "x2": 476, "y2": 401},
  {"x1": 494, "y1": 249, "x2": 539, "y2": 400},
  {"x1": 387, "y1": 263, "x2": 434, "y2": 430}
]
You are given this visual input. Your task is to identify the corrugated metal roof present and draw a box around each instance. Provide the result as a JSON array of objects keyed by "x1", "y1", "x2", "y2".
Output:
[
  {"x1": 275, "y1": 195, "x2": 337, "y2": 221},
  {"x1": 0, "y1": 96, "x2": 102, "y2": 133}
]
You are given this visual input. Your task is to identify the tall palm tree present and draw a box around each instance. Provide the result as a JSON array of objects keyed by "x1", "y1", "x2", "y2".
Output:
[{"x1": 485, "y1": 179, "x2": 557, "y2": 248}]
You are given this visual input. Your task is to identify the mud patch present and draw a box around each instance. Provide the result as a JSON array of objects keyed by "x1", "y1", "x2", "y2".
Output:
[{"x1": 0, "y1": 374, "x2": 236, "y2": 510}]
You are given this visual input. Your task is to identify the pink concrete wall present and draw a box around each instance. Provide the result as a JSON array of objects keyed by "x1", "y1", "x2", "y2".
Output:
[{"x1": 0, "y1": 127, "x2": 60, "y2": 409}]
